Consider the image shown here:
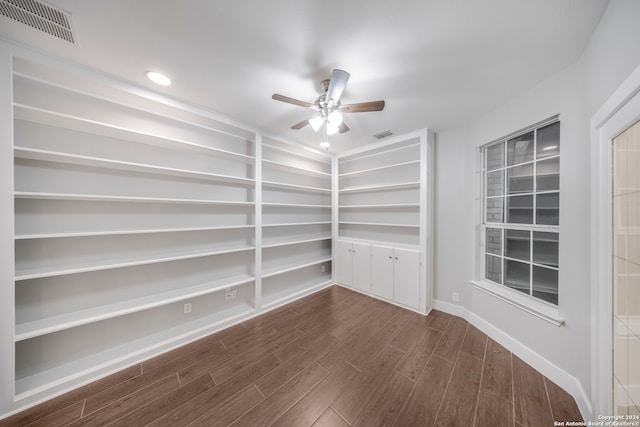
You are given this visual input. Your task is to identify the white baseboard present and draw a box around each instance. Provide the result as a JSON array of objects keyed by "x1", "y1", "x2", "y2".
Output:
[{"x1": 432, "y1": 298, "x2": 593, "y2": 420}]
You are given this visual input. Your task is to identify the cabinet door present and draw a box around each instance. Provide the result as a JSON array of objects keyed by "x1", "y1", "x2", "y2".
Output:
[
  {"x1": 394, "y1": 248, "x2": 420, "y2": 309},
  {"x1": 335, "y1": 240, "x2": 353, "y2": 286},
  {"x1": 351, "y1": 242, "x2": 371, "y2": 292},
  {"x1": 371, "y1": 245, "x2": 394, "y2": 300}
]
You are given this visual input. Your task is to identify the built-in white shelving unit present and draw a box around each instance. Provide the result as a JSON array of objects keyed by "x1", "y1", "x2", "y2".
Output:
[
  {"x1": 335, "y1": 131, "x2": 434, "y2": 313},
  {"x1": 260, "y1": 137, "x2": 333, "y2": 308},
  {"x1": 2, "y1": 51, "x2": 332, "y2": 414}
]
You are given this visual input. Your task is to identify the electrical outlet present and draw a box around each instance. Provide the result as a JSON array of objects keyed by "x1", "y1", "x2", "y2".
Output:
[
  {"x1": 452, "y1": 292, "x2": 459, "y2": 302},
  {"x1": 225, "y1": 290, "x2": 237, "y2": 300},
  {"x1": 183, "y1": 302, "x2": 192, "y2": 314}
]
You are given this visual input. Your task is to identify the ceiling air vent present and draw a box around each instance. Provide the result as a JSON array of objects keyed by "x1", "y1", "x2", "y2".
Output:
[
  {"x1": 373, "y1": 129, "x2": 393, "y2": 139},
  {"x1": 0, "y1": 0, "x2": 76, "y2": 43}
]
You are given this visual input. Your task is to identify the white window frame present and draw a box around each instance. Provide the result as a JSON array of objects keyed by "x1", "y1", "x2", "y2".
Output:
[{"x1": 472, "y1": 115, "x2": 564, "y2": 326}]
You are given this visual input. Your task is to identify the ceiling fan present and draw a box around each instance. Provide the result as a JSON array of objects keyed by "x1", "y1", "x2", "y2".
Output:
[{"x1": 272, "y1": 69, "x2": 385, "y2": 146}]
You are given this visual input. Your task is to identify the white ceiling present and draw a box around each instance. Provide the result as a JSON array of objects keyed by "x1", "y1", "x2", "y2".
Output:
[{"x1": 1, "y1": 0, "x2": 610, "y2": 152}]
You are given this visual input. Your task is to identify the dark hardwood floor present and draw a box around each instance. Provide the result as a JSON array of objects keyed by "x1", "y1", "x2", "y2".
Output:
[{"x1": 0, "y1": 285, "x2": 583, "y2": 426}]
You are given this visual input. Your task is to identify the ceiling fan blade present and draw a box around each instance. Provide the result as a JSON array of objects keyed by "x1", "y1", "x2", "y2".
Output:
[
  {"x1": 325, "y1": 69, "x2": 350, "y2": 104},
  {"x1": 342, "y1": 100, "x2": 385, "y2": 113},
  {"x1": 272, "y1": 94, "x2": 315, "y2": 108},
  {"x1": 291, "y1": 118, "x2": 311, "y2": 130},
  {"x1": 338, "y1": 122, "x2": 350, "y2": 133}
]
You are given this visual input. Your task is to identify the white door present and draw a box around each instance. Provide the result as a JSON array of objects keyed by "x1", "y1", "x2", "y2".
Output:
[
  {"x1": 371, "y1": 245, "x2": 394, "y2": 300},
  {"x1": 612, "y1": 119, "x2": 640, "y2": 416},
  {"x1": 335, "y1": 240, "x2": 353, "y2": 286},
  {"x1": 393, "y1": 248, "x2": 420, "y2": 309},
  {"x1": 352, "y1": 242, "x2": 371, "y2": 292}
]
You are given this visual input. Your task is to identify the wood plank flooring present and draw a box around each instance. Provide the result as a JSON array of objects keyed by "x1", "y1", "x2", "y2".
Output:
[{"x1": 0, "y1": 285, "x2": 583, "y2": 427}]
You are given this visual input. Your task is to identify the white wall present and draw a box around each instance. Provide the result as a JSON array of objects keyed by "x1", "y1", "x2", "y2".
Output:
[
  {"x1": 431, "y1": 0, "x2": 640, "y2": 418},
  {"x1": 582, "y1": 0, "x2": 640, "y2": 117},
  {"x1": 433, "y1": 130, "x2": 468, "y2": 303},
  {"x1": 466, "y1": 59, "x2": 591, "y2": 399}
]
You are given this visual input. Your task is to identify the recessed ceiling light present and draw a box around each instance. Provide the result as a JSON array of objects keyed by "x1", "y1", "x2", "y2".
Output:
[{"x1": 146, "y1": 71, "x2": 171, "y2": 86}]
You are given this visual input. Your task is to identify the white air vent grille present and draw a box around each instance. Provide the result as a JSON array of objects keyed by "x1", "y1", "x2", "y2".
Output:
[
  {"x1": 0, "y1": 0, "x2": 75, "y2": 43},
  {"x1": 373, "y1": 129, "x2": 393, "y2": 139}
]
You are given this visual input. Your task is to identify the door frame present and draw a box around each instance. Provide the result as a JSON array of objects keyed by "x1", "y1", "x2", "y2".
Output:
[{"x1": 591, "y1": 63, "x2": 640, "y2": 416}]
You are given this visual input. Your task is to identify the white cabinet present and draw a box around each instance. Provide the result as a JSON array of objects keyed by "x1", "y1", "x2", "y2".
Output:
[
  {"x1": 371, "y1": 245, "x2": 394, "y2": 300},
  {"x1": 335, "y1": 240, "x2": 371, "y2": 293},
  {"x1": 393, "y1": 248, "x2": 420, "y2": 309},
  {"x1": 371, "y1": 245, "x2": 420, "y2": 309},
  {"x1": 335, "y1": 240, "x2": 353, "y2": 286}
]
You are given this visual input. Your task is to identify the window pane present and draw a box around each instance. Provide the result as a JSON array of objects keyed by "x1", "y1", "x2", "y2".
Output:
[
  {"x1": 482, "y1": 120, "x2": 560, "y2": 307},
  {"x1": 507, "y1": 164, "x2": 534, "y2": 194},
  {"x1": 504, "y1": 229, "x2": 530, "y2": 261},
  {"x1": 486, "y1": 228, "x2": 502, "y2": 255},
  {"x1": 486, "y1": 142, "x2": 504, "y2": 171},
  {"x1": 536, "y1": 192, "x2": 559, "y2": 225},
  {"x1": 507, "y1": 131, "x2": 534, "y2": 166},
  {"x1": 486, "y1": 170, "x2": 504, "y2": 197},
  {"x1": 506, "y1": 195, "x2": 533, "y2": 224},
  {"x1": 486, "y1": 197, "x2": 504, "y2": 223},
  {"x1": 532, "y1": 265, "x2": 558, "y2": 305},
  {"x1": 485, "y1": 254, "x2": 502, "y2": 284},
  {"x1": 533, "y1": 232, "x2": 559, "y2": 267},
  {"x1": 504, "y1": 259, "x2": 530, "y2": 295},
  {"x1": 536, "y1": 122, "x2": 560, "y2": 159},
  {"x1": 536, "y1": 157, "x2": 559, "y2": 192}
]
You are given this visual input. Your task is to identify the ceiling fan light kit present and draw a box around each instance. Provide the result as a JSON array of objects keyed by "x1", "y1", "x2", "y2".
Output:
[{"x1": 272, "y1": 68, "x2": 385, "y2": 147}]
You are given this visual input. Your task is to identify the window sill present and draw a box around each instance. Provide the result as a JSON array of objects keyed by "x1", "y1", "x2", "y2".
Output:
[{"x1": 470, "y1": 280, "x2": 565, "y2": 327}]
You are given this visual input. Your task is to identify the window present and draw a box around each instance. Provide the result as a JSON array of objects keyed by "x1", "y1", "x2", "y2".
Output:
[{"x1": 482, "y1": 118, "x2": 560, "y2": 305}]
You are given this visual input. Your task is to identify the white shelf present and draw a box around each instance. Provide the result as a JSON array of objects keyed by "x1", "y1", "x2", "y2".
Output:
[
  {"x1": 262, "y1": 236, "x2": 331, "y2": 249},
  {"x1": 261, "y1": 158, "x2": 331, "y2": 177},
  {"x1": 262, "y1": 278, "x2": 332, "y2": 310},
  {"x1": 14, "y1": 191, "x2": 254, "y2": 206},
  {"x1": 262, "y1": 140, "x2": 331, "y2": 167},
  {"x1": 7, "y1": 62, "x2": 335, "y2": 409},
  {"x1": 337, "y1": 131, "x2": 433, "y2": 315},
  {"x1": 262, "y1": 180, "x2": 331, "y2": 193},
  {"x1": 261, "y1": 256, "x2": 332, "y2": 279},
  {"x1": 15, "y1": 274, "x2": 255, "y2": 341},
  {"x1": 14, "y1": 224, "x2": 255, "y2": 240},
  {"x1": 14, "y1": 147, "x2": 255, "y2": 186},
  {"x1": 339, "y1": 221, "x2": 419, "y2": 228},
  {"x1": 14, "y1": 301, "x2": 255, "y2": 399},
  {"x1": 14, "y1": 104, "x2": 256, "y2": 162},
  {"x1": 263, "y1": 202, "x2": 331, "y2": 209},
  {"x1": 339, "y1": 181, "x2": 420, "y2": 193},
  {"x1": 338, "y1": 160, "x2": 420, "y2": 177},
  {"x1": 262, "y1": 221, "x2": 332, "y2": 228},
  {"x1": 15, "y1": 245, "x2": 255, "y2": 281},
  {"x1": 339, "y1": 203, "x2": 420, "y2": 209},
  {"x1": 339, "y1": 142, "x2": 420, "y2": 164}
]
